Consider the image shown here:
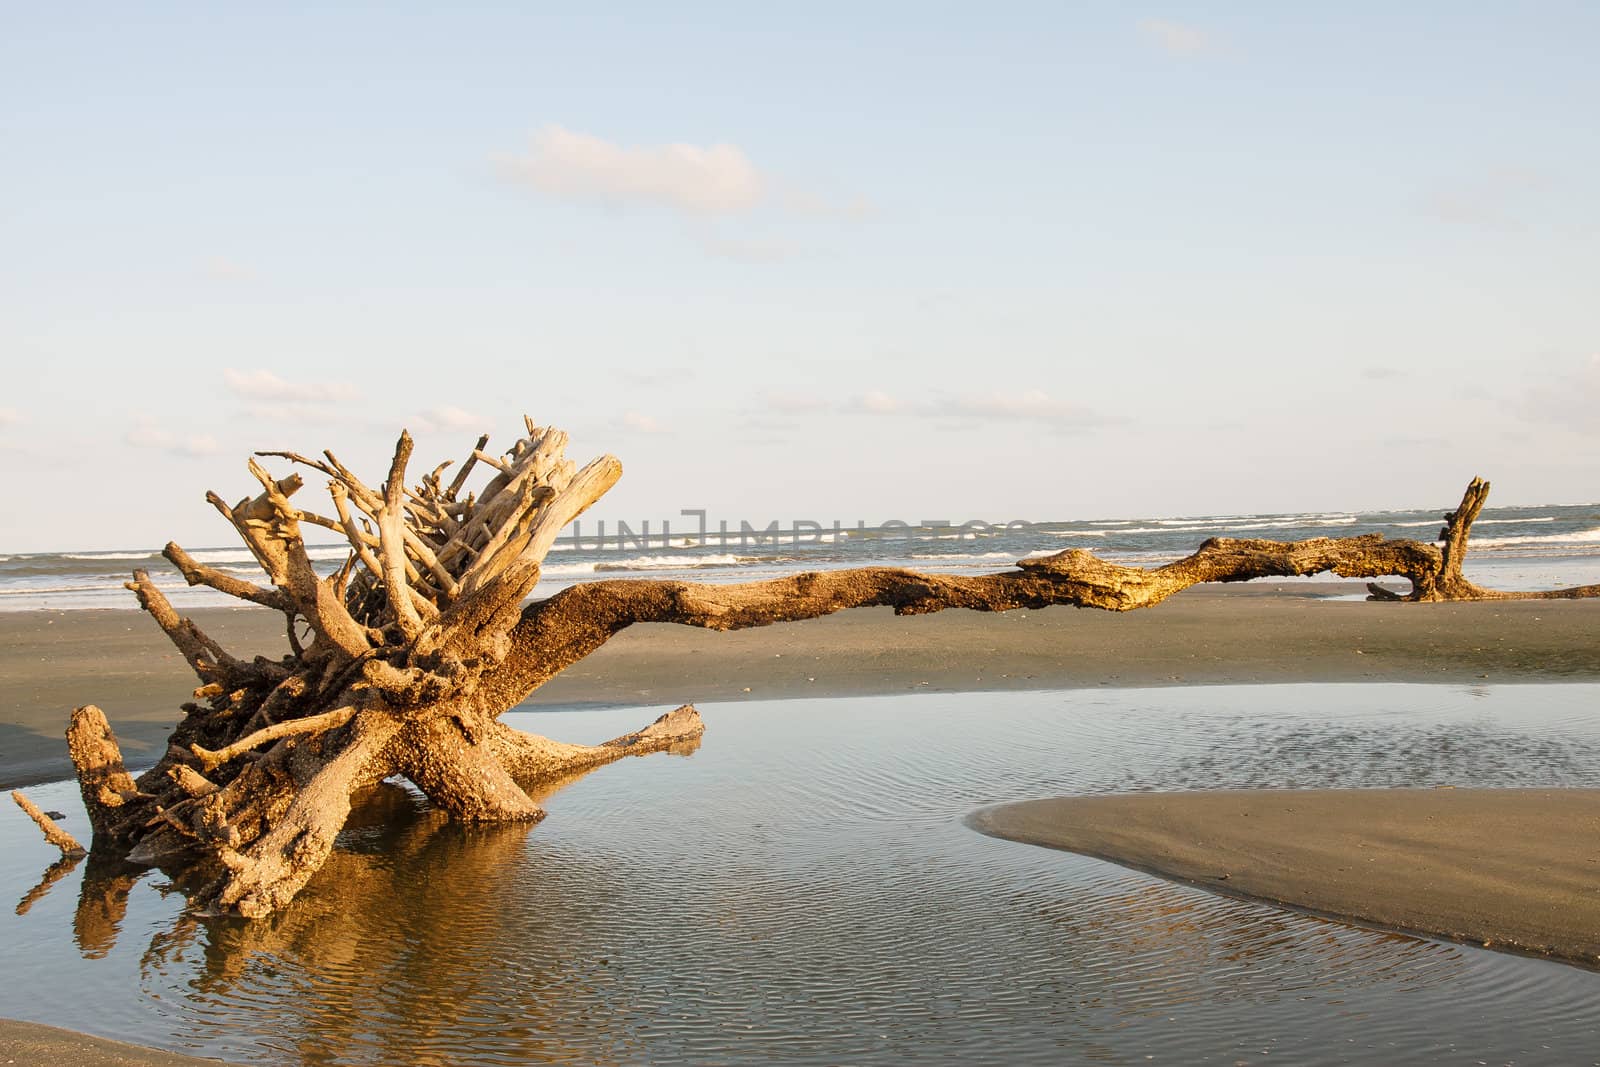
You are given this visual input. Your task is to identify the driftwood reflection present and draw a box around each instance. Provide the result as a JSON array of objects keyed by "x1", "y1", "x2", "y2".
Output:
[
  {"x1": 15, "y1": 738, "x2": 699, "y2": 1064},
  {"x1": 15, "y1": 852, "x2": 82, "y2": 917},
  {"x1": 160, "y1": 782, "x2": 595, "y2": 1065},
  {"x1": 73, "y1": 854, "x2": 149, "y2": 958}
]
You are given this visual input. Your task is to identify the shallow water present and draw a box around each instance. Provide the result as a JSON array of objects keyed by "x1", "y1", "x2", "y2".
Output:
[{"x1": 4, "y1": 684, "x2": 1600, "y2": 1065}]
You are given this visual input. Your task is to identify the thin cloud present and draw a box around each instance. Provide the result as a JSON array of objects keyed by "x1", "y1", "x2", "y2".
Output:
[
  {"x1": 497, "y1": 126, "x2": 873, "y2": 268},
  {"x1": 777, "y1": 186, "x2": 877, "y2": 222},
  {"x1": 1360, "y1": 366, "x2": 1406, "y2": 381},
  {"x1": 624, "y1": 366, "x2": 699, "y2": 388},
  {"x1": 126, "y1": 419, "x2": 219, "y2": 458},
  {"x1": 695, "y1": 230, "x2": 800, "y2": 264},
  {"x1": 1513, "y1": 353, "x2": 1600, "y2": 435},
  {"x1": 1422, "y1": 167, "x2": 1544, "y2": 230},
  {"x1": 621, "y1": 410, "x2": 667, "y2": 434},
  {"x1": 934, "y1": 389, "x2": 1106, "y2": 427},
  {"x1": 763, "y1": 390, "x2": 831, "y2": 414},
  {"x1": 412, "y1": 406, "x2": 485, "y2": 434},
  {"x1": 224, "y1": 368, "x2": 356, "y2": 403},
  {"x1": 204, "y1": 257, "x2": 256, "y2": 282},
  {"x1": 499, "y1": 124, "x2": 764, "y2": 216},
  {"x1": 762, "y1": 388, "x2": 1109, "y2": 429},
  {"x1": 847, "y1": 390, "x2": 905, "y2": 415},
  {"x1": 1138, "y1": 18, "x2": 1222, "y2": 56},
  {"x1": 224, "y1": 368, "x2": 358, "y2": 424}
]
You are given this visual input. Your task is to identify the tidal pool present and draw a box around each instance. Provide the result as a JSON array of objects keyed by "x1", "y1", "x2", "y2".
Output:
[{"x1": 4, "y1": 684, "x2": 1599, "y2": 1065}]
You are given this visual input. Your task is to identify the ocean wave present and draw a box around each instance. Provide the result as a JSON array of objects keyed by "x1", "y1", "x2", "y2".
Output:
[
  {"x1": 1469, "y1": 527, "x2": 1600, "y2": 548},
  {"x1": 1052, "y1": 521, "x2": 1286, "y2": 536},
  {"x1": 910, "y1": 551, "x2": 1016, "y2": 561},
  {"x1": 63, "y1": 551, "x2": 155, "y2": 561},
  {"x1": 1391, "y1": 517, "x2": 1555, "y2": 528},
  {"x1": 540, "y1": 554, "x2": 762, "y2": 575},
  {"x1": 186, "y1": 549, "x2": 263, "y2": 564}
]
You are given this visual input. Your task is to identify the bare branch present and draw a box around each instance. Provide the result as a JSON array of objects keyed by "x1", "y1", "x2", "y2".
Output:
[
  {"x1": 125, "y1": 570, "x2": 246, "y2": 682},
  {"x1": 12, "y1": 791, "x2": 86, "y2": 856},
  {"x1": 377, "y1": 432, "x2": 425, "y2": 640},
  {"x1": 191, "y1": 706, "x2": 358, "y2": 773},
  {"x1": 164, "y1": 543, "x2": 292, "y2": 611},
  {"x1": 445, "y1": 433, "x2": 491, "y2": 500},
  {"x1": 477, "y1": 489, "x2": 1600, "y2": 711}
]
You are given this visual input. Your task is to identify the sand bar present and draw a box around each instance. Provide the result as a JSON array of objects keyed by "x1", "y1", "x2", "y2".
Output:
[
  {"x1": 4, "y1": 585, "x2": 1599, "y2": 786},
  {"x1": 973, "y1": 788, "x2": 1600, "y2": 965}
]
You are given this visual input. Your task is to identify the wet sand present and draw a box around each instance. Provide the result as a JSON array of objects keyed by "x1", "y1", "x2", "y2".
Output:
[
  {"x1": 974, "y1": 788, "x2": 1600, "y2": 966},
  {"x1": 4, "y1": 584, "x2": 1599, "y2": 786},
  {"x1": 5, "y1": 587, "x2": 1599, "y2": 1059},
  {"x1": 0, "y1": 1018, "x2": 231, "y2": 1065}
]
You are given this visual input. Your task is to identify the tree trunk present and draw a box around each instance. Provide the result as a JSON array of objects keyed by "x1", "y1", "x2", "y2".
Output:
[{"x1": 12, "y1": 420, "x2": 1596, "y2": 918}]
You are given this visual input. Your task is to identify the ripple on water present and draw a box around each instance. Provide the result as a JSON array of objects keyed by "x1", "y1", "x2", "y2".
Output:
[{"x1": 3, "y1": 684, "x2": 1600, "y2": 1065}]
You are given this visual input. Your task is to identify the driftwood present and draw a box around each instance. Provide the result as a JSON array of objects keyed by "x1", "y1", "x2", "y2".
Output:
[{"x1": 12, "y1": 421, "x2": 1597, "y2": 918}]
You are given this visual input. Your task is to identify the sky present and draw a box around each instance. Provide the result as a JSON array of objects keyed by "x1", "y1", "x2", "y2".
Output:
[{"x1": 3, "y1": 2, "x2": 1597, "y2": 552}]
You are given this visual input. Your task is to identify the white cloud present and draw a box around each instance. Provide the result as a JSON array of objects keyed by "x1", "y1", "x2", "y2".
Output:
[
  {"x1": 1138, "y1": 18, "x2": 1221, "y2": 56},
  {"x1": 621, "y1": 410, "x2": 666, "y2": 434},
  {"x1": 412, "y1": 406, "x2": 485, "y2": 434},
  {"x1": 849, "y1": 390, "x2": 905, "y2": 415},
  {"x1": 204, "y1": 257, "x2": 255, "y2": 282},
  {"x1": 126, "y1": 419, "x2": 219, "y2": 458},
  {"x1": 224, "y1": 368, "x2": 358, "y2": 424},
  {"x1": 224, "y1": 368, "x2": 356, "y2": 403},
  {"x1": 499, "y1": 124, "x2": 764, "y2": 216}
]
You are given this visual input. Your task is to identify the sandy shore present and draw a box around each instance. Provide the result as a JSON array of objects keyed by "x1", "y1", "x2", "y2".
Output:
[
  {"x1": 4, "y1": 584, "x2": 1599, "y2": 786},
  {"x1": 973, "y1": 788, "x2": 1600, "y2": 966},
  {"x1": 0, "y1": 1018, "x2": 232, "y2": 1065},
  {"x1": 5, "y1": 585, "x2": 1598, "y2": 1060}
]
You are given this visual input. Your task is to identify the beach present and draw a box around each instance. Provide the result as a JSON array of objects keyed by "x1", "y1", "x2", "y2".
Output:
[
  {"x1": 974, "y1": 788, "x2": 1600, "y2": 965},
  {"x1": 0, "y1": 1019, "x2": 229, "y2": 1067},
  {"x1": 5, "y1": 586, "x2": 1600, "y2": 1063},
  {"x1": 6, "y1": 583, "x2": 1599, "y2": 787}
]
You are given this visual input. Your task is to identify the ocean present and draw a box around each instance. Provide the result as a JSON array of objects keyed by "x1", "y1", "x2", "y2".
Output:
[{"x1": 3, "y1": 500, "x2": 1598, "y2": 611}]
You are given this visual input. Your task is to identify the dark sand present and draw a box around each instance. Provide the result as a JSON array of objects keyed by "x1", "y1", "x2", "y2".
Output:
[
  {"x1": 4, "y1": 584, "x2": 1599, "y2": 787},
  {"x1": 974, "y1": 788, "x2": 1600, "y2": 966}
]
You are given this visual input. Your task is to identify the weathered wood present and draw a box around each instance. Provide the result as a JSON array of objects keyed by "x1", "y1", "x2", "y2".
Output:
[
  {"x1": 377, "y1": 433, "x2": 425, "y2": 639},
  {"x1": 19, "y1": 416, "x2": 1595, "y2": 923},
  {"x1": 11, "y1": 791, "x2": 86, "y2": 856},
  {"x1": 66, "y1": 705, "x2": 143, "y2": 844},
  {"x1": 190, "y1": 705, "x2": 358, "y2": 772},
  {"x1": 164, "y1": 542, "x2": 292, "y2": 611}
]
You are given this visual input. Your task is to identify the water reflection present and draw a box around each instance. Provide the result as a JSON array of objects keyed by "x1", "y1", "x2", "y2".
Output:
[{"x1": 5, "y1": 686, "x2": 1600, "y2": 1065}]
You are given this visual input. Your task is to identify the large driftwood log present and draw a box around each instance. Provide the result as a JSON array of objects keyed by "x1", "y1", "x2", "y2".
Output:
[{"x1": 13, "y1": 421, "x2": 1597, "y2": 918}]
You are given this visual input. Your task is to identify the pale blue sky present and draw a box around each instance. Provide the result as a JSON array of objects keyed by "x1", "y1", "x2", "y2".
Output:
[{"x1": 3, "y1": 3, "x2": 1597, "y2": 551}]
